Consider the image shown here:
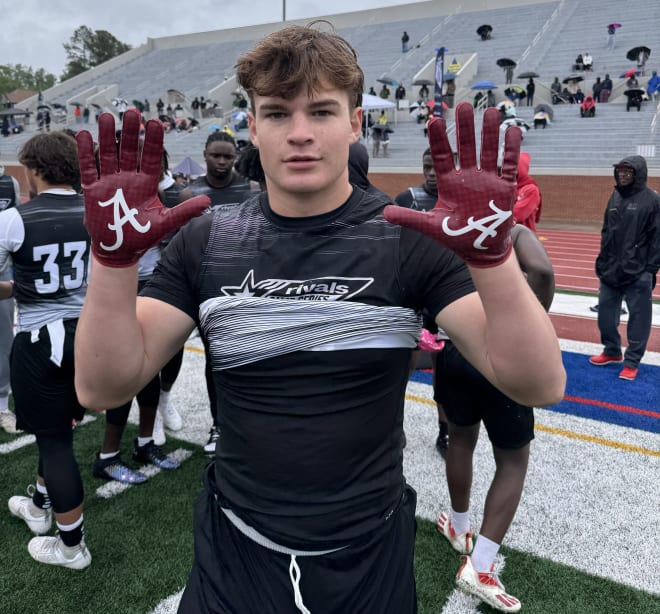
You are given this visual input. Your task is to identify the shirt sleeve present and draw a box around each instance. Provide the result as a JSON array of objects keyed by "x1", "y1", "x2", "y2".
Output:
[
  {"x1": 398, "y1": 227, "x2": 475, "y2": 320},
  {"x1": 0, "y1": 208, "x2": 25, "y2": 272},
  {"x1": 513, "y1": 184, "x2": 541, "y2": 224}
]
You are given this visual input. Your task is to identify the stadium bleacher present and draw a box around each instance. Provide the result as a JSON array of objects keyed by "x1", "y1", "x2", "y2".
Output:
[{"x1": 2, "y1": 0, "x2": 658, "y2": 173}]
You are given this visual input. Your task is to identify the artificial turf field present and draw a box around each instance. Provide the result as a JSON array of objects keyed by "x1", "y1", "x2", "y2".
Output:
[{"x1": 1, "y1": 335, "x2": 658, "y2": 614}]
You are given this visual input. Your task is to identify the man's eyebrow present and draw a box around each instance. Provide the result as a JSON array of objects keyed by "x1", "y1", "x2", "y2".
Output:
[{"x1": 257, "y1": 99, "x2": 342, "y2": 113}]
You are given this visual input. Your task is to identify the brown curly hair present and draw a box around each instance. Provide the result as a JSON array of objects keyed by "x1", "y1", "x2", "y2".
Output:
[
  {"x1": 18, "y1": 131, "x2": 80, "y2": 187},
  {"x1": 235, "y1": 22, "x2": 364, "y2": 110}
]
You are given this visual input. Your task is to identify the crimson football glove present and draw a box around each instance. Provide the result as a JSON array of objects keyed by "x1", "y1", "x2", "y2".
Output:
[
  {"x1": 76, "y1": 110, "x2": 210, "y2": 267},
  {"x1": 383, "y1": 102, "x2": 521, "y2": 268}
]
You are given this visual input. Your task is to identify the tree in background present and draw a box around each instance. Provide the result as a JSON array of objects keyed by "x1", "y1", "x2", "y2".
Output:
[
  {"x1": 61, "y1": 26, "x2": 131, "y2": 81},
  {"x1": 0, "y1": 64, "x2": 56, "y2": 98}
]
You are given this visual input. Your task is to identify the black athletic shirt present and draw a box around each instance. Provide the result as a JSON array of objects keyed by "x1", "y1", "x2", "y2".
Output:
[
  {"x1": 183, "y1": 173, "x2": 256, "y2": 210},
  {"x1": 143, "y1": 187, "x2": 473, "y2": 549}
]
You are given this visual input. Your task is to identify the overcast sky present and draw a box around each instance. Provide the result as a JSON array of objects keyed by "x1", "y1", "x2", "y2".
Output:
[{"x1": 6, "y1": 0, "x2": 420, "y2": 78}]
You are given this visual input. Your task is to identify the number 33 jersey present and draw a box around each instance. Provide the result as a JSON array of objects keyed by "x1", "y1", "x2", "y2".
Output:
[{"x1": 0, "y1": 191, "x2": 90, "y2": 332}]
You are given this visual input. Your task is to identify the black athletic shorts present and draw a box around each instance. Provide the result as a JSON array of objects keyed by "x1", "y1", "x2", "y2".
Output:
[
  {"x1": 433, "y1": 341, "x2": 534, "y2": 450},
  {"x1": 178, "y1": 463, "x2": 418, "y2": 614},
  {"x1": 11, "y1": 319, "x2": 85, "y2": 434}
]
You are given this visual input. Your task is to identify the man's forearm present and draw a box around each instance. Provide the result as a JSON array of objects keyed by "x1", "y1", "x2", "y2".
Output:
[
  {"x1": 75, "y1": 258, "x2": 146, "y2": 409},
  {"x1": 469, "y1": 254, "x2": 565, "y2": 406}
]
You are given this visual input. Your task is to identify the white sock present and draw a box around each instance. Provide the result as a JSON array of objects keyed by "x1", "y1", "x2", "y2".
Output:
[
  {"x1": 451, "y1": 507, "x2": 471, "y2": 534},
  {"x1": 99, "y1": 451, "x2": 120, "y2": 460},
  {"x1": 472, "y1": 535, "x2": 500, "y2": 573},
  {"x1": 56, "y1": 514, "x2": 83, "y2": 533},
  {"x1": 137, "y1": 436, "x2": 153, "y2": 447}
]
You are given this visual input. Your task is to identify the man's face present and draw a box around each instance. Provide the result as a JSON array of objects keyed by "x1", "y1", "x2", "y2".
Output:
[
  {"x1": 204, "y1": 141, "x2": 237, "y2": 181},
  {"x1": 616, "y1": 166, "x2": 635, "y2": 187},
  {"x1": 248, "y1": 84, "x2": 362, "y2": 214},
  {"x1": 422, "y1": 154, "x2": 437, "y2": 194}
]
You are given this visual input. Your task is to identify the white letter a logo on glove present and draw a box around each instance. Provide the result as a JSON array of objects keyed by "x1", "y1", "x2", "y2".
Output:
[
  {"x1": 98, "y1": 188, "x2": 152, "y2": 252},
  {"x1": 441, "y1": 200, "x2": 512, "y2": 250}
]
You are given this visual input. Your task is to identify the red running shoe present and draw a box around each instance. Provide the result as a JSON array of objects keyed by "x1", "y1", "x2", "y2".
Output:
[
  {"x1": 589, "y1": 353, "x2": 623, "y2": 366},
  {"x1": 619, "y1": 366, "x2": 638, "y2": 380}
]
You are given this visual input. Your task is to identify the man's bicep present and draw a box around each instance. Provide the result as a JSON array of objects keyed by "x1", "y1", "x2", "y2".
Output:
[{"x1": 137, "y1": 296, "x2": 196, "y2": 376}]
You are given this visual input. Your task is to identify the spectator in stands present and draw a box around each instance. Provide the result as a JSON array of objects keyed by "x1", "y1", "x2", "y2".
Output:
[
  {"x1": 526, "y1": 78, "x2": 535, "y2": 106},
  {"x1": 82, "y1": 106, "x2": 90, "y2": 124},
  {"x1": 647, "y1": 70, "x2": 660, "y2": 101},
  {"x1": 600, "y1": 74, "x2": 613, "y2": 102},
  {"x1": 379, "y1": 84, "x2": 391, "y2": 99},
  {"x1": 1, "y1": 118, "x2": 9, "y2": 137},
  {"x1": 445, "y1": 79, "x2": 456, "y2": 108},
  {"x1": 368, "y1": 86, "x2": 377, "y2": 96},
  {"x1": 200, "y1": 96, "x2": 207, "y2": 117},
  {"x1": 401, "y1": 31, "x2": 410, "y2": 53},
  {"x1": 573, "y1": 53, "x2": 584, "y2": 71},
  {"x1": 533, "y1": 110, "x2": 550, "y2": 129},
  {"x1": 637, "y1": 50, "x2": 649, "y2": 76},
  {"x1": 487, "y1": 89, "x2": 496, "y2": 107},
  {"x1": 551, "y1": 77, "x2": 562, "y2": 104},
  {"x1": 592, "y1": 77, "x2": 603, "y2": 102},
  {"x1": 395, "y1": 84, "x2": 406, "y2": 103},
  {"x1": 191, "y1": 97, "x2": 200, "y2": 119},
  {"x1": 583, "y1": 52, "x2": 593, "y2": 71},
  {"x1": 626, "y1": 90, "x2": 644, "y2": 112},
  {"x1": 156, "y1": 98, "x2": 164, "y2": 115},
  {"x1": 590, "y1": 156, "x2": 660, "y2": 381},
  {"x1": 606, "y1": 25, "x2": 616, "y2": 50},
  {"x1": 580, "y1": 95, "x2": 596, "y2": 117},
  {"x1": 143, "y1": 99, "x2": 150, "y2": 119},
  {"x1": 505, "y1": 65, "x2": 514, "y2": 85},
  {"x1": 419, "y1": 83, "x2": 430, "y2": 101},
  {"x1": 574, "y1": 87, "x2": 585, "y2": 104},
  {"x1": 627, "y1": 74, "x2": 639, "y2": 89},
  {"x1": 473, "y1": 91, "x2": 485, "y2": 108}
]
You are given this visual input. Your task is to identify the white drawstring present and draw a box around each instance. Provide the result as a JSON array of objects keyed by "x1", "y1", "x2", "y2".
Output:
[{"x1": 288, "y1": 555, "x2": 311, "y2": 614}]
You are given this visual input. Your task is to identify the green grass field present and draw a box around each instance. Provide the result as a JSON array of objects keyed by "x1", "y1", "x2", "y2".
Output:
[{"x1": 2, "y1": 414, "x2": 658, "y2": 614}]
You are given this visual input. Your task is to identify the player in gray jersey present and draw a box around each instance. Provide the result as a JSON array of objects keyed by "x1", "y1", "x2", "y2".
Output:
[{"x1": 1, "y1": 132, "x2": 92, "y2": 570}]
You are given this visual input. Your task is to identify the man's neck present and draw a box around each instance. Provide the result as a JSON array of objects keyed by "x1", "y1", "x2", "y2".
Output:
[
  {"x1": 267, "y1": 183, "x2": 353, "y2": 218},
  {"x1": 206, "y1": 172, "x2": 234, "y2": 190}
]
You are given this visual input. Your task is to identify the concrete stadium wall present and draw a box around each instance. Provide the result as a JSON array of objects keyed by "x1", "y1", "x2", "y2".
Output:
[{"x1": 6, "y1": 161, "x2": 658, "y2": 229}]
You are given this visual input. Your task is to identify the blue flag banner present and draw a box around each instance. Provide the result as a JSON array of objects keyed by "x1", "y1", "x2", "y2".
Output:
[{"x1": 434, "y1": 47, "x2": 445, "y2": 117}]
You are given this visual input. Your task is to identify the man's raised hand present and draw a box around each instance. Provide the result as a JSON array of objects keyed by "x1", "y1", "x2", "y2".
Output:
[
  {"x1": 383, "y1": 103, "x2": 521, "y2": 267},
  {"x1": 76, "y1": 110, "x2": 210, "y2": 268}
]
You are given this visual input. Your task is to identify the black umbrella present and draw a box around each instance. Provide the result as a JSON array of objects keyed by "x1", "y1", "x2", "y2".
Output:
[
  {"x1": 371, "y1": 125, "x2": 394, "y2": 134},
  {"x1": 90, "y1": 103, "x2": 102, "y2": 109},
  {"x1": 562, "y1": 74, "x2": 584, "y2": 84},
  {"x1": 37, "y1": 104, "x2": 51, "y2": 110},
  {"x1": 476, "y1": 24, "x2": 492, "y2": 38},
  {"x1": 377, "y1": 77, "x2": 397, "y2": 86},
  {"x1": 517, "y1": 71, "x2": 539, "y2": 79},
  {"x1": 534, "y1": 103, "x2": 553, "y2": 120},
  {"x1": 626, "y1": 46, "x2": 651, "y2": 62},
  {"x1": 413, "y1": 79, "x2": 434, "y2": 86},
  {"x1": 0, "y1": 108, "x2": 31, "y2": 116},
  {"x1": 623, "y1": 88, "x2": 645, "y2": 97},
  {"x1": 52, "y1": 103, "x2": 65, "y2": 109},
  {"x1": 496, "y1": 58, "x2": 516, "y2": 67},
  {"x1": 68, "y1": 101, "x2": 82, "y2": 107}
]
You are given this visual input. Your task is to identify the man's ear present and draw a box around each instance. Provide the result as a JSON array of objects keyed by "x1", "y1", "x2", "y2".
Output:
[
  {"x1": 248, "y1": 112, "x2": 258, "y2": 148},
  {"x1": 350, "y1": 107, "x2": 363, "y2": 143}
]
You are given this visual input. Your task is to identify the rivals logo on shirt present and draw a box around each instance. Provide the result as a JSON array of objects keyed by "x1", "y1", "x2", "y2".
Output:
[{"x1": 220, "y1": 270, "x2": 374, "y2": 301}]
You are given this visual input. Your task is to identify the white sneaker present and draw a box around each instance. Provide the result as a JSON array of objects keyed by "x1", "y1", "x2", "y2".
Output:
[
  {"x1": 158, "y1": 392, "x2": 182, "y2": 431},
  {"x1": 28, "y1": 535, "x2": 92, "y2": 570},
  {"x1": 152, "y1": 410, "x2": 166, "y2": 446},
  {"x1": 456, "y1": 555, "x2": 521, "y2": 612},
  {"x1": 437, "y1": 511, "x2": 473, "y2": 554},
  {"x1": 8, "y1": 494, "x2": 52, "y2": 535},
  {"x1": 0, "y1": 411, "x2": 20, "y2": 434}
]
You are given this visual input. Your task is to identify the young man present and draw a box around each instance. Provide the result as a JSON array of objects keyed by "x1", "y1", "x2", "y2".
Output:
[
  {"x1": 436, "y1": 223, "x2": 555, "y2": 612},
  {"x1": 74, "y1": 24, "x2": 564, "y2": 613},
  {"x1": 589, "y1": 156, "x2": 660, "y2": 380},
  {"x1": 1, "y1": 132, "x2": 91, "y2": 569}
]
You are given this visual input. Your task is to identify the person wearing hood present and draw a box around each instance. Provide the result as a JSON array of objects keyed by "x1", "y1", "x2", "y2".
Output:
[
  {"x1": 590, "y1": 156, "x2": 660, "y2": 380},
  {"x1": 513, "y1": 153, "x2": 542, "y2": 232},
  {"x1": 600, "y1": 74, "x2": 613, "y2": 102},
  {"x1": 647, "y1": 70, "x2": 660, "y2": 101},
  {"x1": 347, "y1": 142, "x2": 389, "y2": 202}
]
